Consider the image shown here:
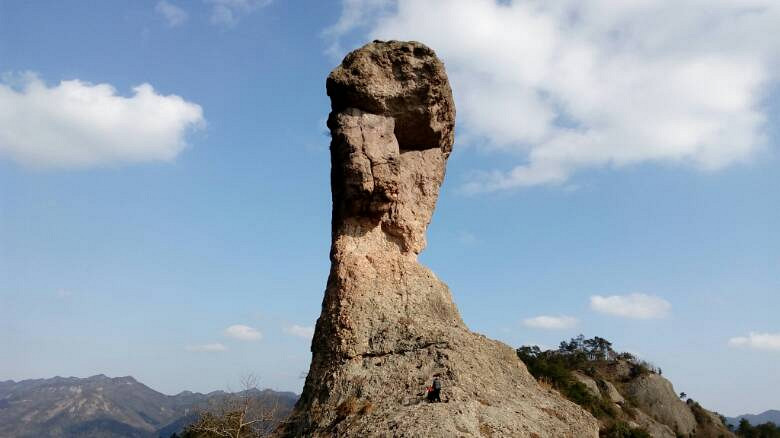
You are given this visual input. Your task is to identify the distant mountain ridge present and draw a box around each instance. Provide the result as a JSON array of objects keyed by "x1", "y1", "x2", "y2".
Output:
[
  {"x1": 0, "y1": 374, "x2": 297, "y2": 438},
  {"x1": 727, "y1": 409, "x2": 780, "y2": 427}
]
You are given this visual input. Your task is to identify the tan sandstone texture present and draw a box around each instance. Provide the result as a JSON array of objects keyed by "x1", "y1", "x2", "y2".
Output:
[
  {"x1": 275, "y1": 40, "x2": 598, "y2": 437},
  {"x1": 625, "y1": 374, "x2": 698, "y2": 436}
]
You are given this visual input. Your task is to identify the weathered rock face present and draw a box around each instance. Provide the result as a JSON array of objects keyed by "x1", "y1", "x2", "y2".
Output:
[
  {"x1": 572, "y1": 371, "x2": 601, "y2": 397},
  {"x1": 601, "y1": 380, "x2": 625, "y2": 406},
  {"x1": 588, "y1": 359, "x2": 733, "y2": 437},
  {"x1": 276, "y1": 41, "x2": 598, "y2": 437},
  {"x1": 630, "y1": 409, "x2": 677, "y2": 438},
  {"x1": 625, "y1": 374, "x2": 698, "y2": 436},
  {"x1": 624, "y1": 376, "x2": 735, "y2": 438}
]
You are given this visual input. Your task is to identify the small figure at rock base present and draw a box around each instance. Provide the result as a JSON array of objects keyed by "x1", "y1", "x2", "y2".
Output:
[{"x1": 427, "y1": 376, "x2": 442, "y2": 403}]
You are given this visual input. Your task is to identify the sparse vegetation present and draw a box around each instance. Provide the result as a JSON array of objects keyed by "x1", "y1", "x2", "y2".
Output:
[
  {"x1": 516, "y1": 335, "x2": 666, "y2": 437},
  {"x1": 600, "y1": 421, "x2": 652, "y2": 438},
  {"x1": 181, "y1": 376, "x2": 281, "y2": 438},
  {"x1": 735, "y1": 419, "x2": 780, "y2": 438},
  {"x1": 518, "y1": 337, "x2": 624, "y2": 423}
]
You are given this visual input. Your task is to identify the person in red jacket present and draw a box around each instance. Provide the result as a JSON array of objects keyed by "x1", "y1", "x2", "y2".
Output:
[{"x1": 427, "y1": 376, "x2": 442, "y2": 402}]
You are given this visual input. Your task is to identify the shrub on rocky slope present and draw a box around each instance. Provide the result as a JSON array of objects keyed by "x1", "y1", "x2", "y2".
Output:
[{"x1": 517, "y1": 335, "x2": 734, "y2": 438}]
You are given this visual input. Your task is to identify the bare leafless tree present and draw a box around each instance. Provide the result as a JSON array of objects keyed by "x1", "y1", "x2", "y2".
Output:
[{"x1": 184, "y1": 375, "x2": 280, "y2": 438}]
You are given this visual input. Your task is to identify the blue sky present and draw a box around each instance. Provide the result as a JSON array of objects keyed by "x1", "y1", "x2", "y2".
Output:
[{"x1": 1, "y1": 0, "x2": 778, "y2": 416}]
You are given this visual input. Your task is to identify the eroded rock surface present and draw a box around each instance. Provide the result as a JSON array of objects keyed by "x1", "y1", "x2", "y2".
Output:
[
  {"x1": 275, "y1": 40, "x2": 598, "y2": 437},
  {"x1": 625, "y1": 374, "x2": 698, "y2": 436},
  {"x1": 572, "y1": 371, "x2": 600, "y2": 397},
  {"x1": 601, "y1": 380, "x2": 625, "y2": 405}
]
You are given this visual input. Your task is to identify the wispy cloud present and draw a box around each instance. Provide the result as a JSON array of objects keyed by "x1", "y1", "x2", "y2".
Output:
[
  {"x1": 186, "y1": 343, "x2": 228, "y2": 352},
  {"x1": 457, "y1": 231, "x2": 480, "y2": 245},
  {"x1": 590, "y1": 293, "x2": 670, "y2": 319},
  {"x1": 155, "y1": 1, "x2": 188, "y2": 27},
  {"x1": 224, "y1": 324, "x2": 262, "y2": 341},
  {"x1": 327, "y1": 0, "x2": 779, "y2": 191},
  {"x1": 284, "y1": 324, "x2": 315, "y2": 339},
  {"x1": 522, "y1": 315, "x2": 578, "y2": 330},
  {"x1": 55, "y1": 289, "x2": 72, "y2": 299},
  {"x1": 206, "y1": 0, "x2": 271, "y2": 27},
  {"x1": 0, "y1": 73, "x2": 203, "y2": 169},
  {"x1": 728, "y1": 332, "x2": 780, "y2": 351},
  {"x1": 323, "y1": 0, "x2": 394, "y2": 57}
]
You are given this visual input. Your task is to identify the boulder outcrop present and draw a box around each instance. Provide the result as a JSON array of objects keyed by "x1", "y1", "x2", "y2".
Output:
[
  {"x1": 572, "y1": 371, "x2": 600, "y2": 397},
  {"x1": 275, "y1": 40, "x2": 599, "y2": 437},
  {"x1": 586, "y1": 359, "x2": 733, "y2": 437},
  {"x1": 600, "y1": 380, "x2": 624, "y2": 406},
  {"x1": 625, "y1": 374, "x2": 698, "y2": 436}
]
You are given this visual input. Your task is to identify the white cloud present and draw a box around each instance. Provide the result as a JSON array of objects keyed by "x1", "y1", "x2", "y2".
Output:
[
  {"x1": 522, "y1": 315, "x2": 578, "y2": 330},
  {"x1": 186, "y1": 343, "x2": 228, "y2": 352},
  {"x1": 590, "y1": 293, "x2": 670, "y2": 319},
  {"x1": 284, "y1": 324, "x2": 315, "y2": 339},
  {"x1": 728, "y1": 332, "x2": 780, "y2": 351},
  {"x1": 224, "y1": 324, "x2": 262, "y2": 341},
  {"x1": 206, "y1": 0, "x2": 271, "y2": 27},
  {"x1": 457, "y1": 230, "x2": 479, "y2": 245},
  {"x1": 156, "y1": 1, "x2": 188, "y2": 27},
  {"x1": 0, "y1": 73, "x2": 203, "y2": 168},
  {"x1": 327, "y1": 0, "x2": 780, "y2": 191},
  {"x1": 55, "y1": 289, "x2": 72, "y2": 299}
]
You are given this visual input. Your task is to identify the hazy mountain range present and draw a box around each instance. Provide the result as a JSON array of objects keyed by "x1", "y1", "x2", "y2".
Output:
[
  {"x1": 726, "y1": 410, "x2": 780, "y2": 427},
  {"x1": 1, "y1": 373, "x2": 777, "y2": 437},
  {"x1": 0, "y1": 375, "x2": 297, "y2": 437}
]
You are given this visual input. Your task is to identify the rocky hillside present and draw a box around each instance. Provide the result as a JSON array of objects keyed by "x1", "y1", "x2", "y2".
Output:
[
  {"x1": 0, "y1": 375, "x2": 296, "y2": 437},
  {"x1": 518, "y1": 336, "x2": 734, "y2": 438}
]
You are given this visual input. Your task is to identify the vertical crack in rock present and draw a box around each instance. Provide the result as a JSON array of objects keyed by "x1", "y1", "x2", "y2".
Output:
[{"x1": 276, "y1": 40, "x2": 599, "y2": 437}]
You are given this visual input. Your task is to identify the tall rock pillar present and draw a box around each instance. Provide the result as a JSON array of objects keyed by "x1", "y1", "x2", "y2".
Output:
[{"x1": 277, "y1": 40, "x2": 598, "y2": 438}]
